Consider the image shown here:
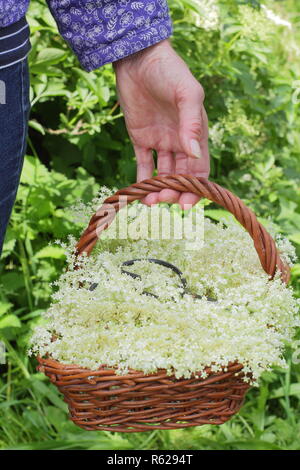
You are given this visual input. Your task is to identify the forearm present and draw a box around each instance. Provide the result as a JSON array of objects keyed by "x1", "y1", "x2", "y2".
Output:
[{"x1": 46, "y1": 0, "x2": 173, "y2": 71}]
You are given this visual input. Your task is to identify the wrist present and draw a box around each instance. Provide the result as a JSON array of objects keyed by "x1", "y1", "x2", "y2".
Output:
[{"x1": 113, "y1": 39, "x2": 172, "y2": 72}]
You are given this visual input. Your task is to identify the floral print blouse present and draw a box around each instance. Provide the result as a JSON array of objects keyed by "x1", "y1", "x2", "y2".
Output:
[{"x1": 0, "y1": 1, "x2": 173, "y2": 71}]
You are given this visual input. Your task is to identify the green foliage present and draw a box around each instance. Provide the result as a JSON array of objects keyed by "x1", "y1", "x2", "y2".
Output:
[{"x1": 0, "y1": 0, "x2": 300, "y2": 450}]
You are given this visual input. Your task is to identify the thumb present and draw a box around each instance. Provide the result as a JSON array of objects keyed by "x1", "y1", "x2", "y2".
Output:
[{"x1": 178, "y1": 86, "x2": 205, "y2": 159}]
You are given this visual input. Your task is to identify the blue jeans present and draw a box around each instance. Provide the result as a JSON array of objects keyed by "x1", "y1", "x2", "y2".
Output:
[{"x1": 0, "y1": 58, "x2": 30, "y2": 255}]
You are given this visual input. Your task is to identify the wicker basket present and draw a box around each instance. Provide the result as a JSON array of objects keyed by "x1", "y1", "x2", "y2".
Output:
[{"x1": 37, "y1": 175, "x2": 290, "y2": 432}]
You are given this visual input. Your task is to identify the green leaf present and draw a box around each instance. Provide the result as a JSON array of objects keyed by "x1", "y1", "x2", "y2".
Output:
[
  {"x1": 31, "y1": 379, "x2": 68, "y2": 412},
  {"x1": 204, "y1": 209, "x2": 236, "y2": 223},
  {"x1": 0, "y1": 272, "x2": 25, "y2": 291},
  {"x1": 270, "y1": 383, "x2": 300, "y2": 399},
  {"x1": 291, "y1": 264, "x2": 300, "y2": 277},
  {"x1": 0, "y1": 315, "x2": 21, "y2": 329},
  {"x1": 21, "y1": 309, "x2": 44, "y2": 321},
  {"x1": 289, "y1": 233, "x2": 300, "y2": 245},
  {"x1": 34, "y1": 246, "x2": 65, "y2": 260},
  {"x1": 29, "y1": 120, "x2": 45, "y2": 135},
  {"x1": 73, "y1": 68, "x2": 110, "y2": 104},
  {"x1": 22, "y1": 410, "x2": 48, "y2": 431},
  {"x1": 231, "y1": 440, "x2": 283, "y2": 450},
  {"x1": 44, "y1": 406, "x2": 67, "y2": 431},
  {"x1": 0, "y1": 302, "x2": 13, "y2": 317},
  {"x1": 33, "y1": 48, "x2": 67, "y2": 66},
  {"x1": 1, "y1": 228, "x2": 16, "y2": 258},
  {"x1": 73, "y1": 68, "x2": 99, "y2": 96},
  {"x1": 21, "y1": 155, "x2": 49, "y2": 185}
]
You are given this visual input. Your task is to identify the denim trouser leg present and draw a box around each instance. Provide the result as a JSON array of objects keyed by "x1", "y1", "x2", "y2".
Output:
[{"x1": 0, "y1": 58, "x2": 30, "y2": 256}]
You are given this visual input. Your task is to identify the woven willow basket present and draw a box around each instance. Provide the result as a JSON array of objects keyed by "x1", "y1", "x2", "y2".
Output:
[{"x1": 37, "y1": 175, "x2": 290, "y2": 432}]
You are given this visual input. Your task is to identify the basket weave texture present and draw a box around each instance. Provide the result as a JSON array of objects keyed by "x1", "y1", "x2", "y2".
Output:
[{"x1": 37, "y1": 175, "x2": 290, "y2": 432}]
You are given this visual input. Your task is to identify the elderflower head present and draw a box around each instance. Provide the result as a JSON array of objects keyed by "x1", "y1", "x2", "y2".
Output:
[
  {"x1": 190, "y1": 0, "x2": 220, "y2": 31},
  {"x1": 261, "y1": 4, "x2": 292, "y2": 30},
  {"x1": 209, "y1": 122, "x2": 225, "y2": 150},
  {"x1": 68, "y1": 186, "x2": 117, "y2": 227},
  {"x1": 238, "y1": 5, "x2": 277, "y2": 42},
  {"x1": 29, "y1": 199, "x2": 300, "y2": 384}
]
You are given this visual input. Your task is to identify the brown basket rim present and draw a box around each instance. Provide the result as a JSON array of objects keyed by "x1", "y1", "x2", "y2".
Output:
[{"x1": 37, "y1": 356, "x2": 246, "y2": 381}]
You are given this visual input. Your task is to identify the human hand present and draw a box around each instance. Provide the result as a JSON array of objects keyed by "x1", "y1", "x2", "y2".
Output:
[{"x1": 113, "y1": 39, "x2": 209, "y2": 209}]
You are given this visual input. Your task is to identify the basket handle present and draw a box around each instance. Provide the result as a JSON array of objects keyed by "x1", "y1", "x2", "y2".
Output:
[{"x1": 75, "y1": 175, "x2": 290, "y2": 284}]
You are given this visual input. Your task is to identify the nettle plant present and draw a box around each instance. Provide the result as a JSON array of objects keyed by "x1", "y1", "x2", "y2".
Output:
[{"x1": 29, "y1": 190, "x2": 300, "y2": 384}]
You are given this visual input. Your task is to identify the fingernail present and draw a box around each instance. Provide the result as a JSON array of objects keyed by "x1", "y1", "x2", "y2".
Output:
[{"x1": 190, "y1": 139, "x2": 203, "y2": 159}]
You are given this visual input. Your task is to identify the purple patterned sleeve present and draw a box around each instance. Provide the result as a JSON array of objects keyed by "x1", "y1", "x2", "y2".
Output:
[{"x1": 46, "y1": 1, "x2": 173, "y2": 72}]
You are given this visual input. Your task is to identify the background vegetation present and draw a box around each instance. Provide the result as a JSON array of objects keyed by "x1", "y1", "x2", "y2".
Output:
[{"x1": 0, "y1": 0, "x2": 300, "y2": 450}]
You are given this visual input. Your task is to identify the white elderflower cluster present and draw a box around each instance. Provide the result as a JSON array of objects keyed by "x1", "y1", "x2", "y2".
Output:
[
  {"x1": 238, "y1": 5, "x2": 278, "y2": 42},
  {"x1": 29, "y1": 197, "x2": 300, "y2": 384},
  {"x1": 190, "y1": 0, "x2": 220, "y2": 31},
  {"x1": 68, "y1": 185, "x2": 117, "y2": 227},
  {"x1": 209, "y1": 122, "x2": 225, "y2": 150},
  {"x1": 261, "y1": 4, "x2": 292, "y2": 30}
]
